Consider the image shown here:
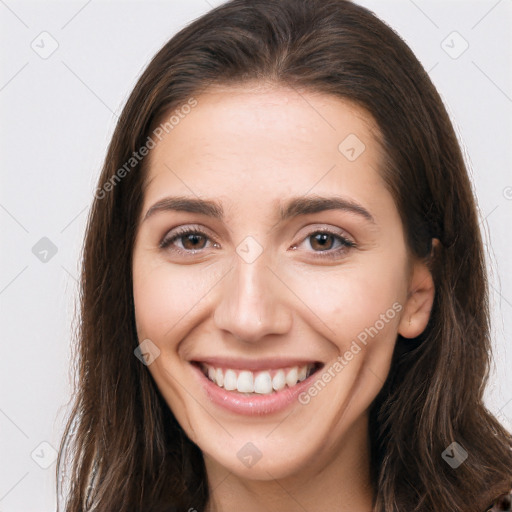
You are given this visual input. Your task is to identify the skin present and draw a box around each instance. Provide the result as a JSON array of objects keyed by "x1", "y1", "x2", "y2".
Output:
[{"x1": 132, "y1": 83, "x2": 435, "y2": 512}]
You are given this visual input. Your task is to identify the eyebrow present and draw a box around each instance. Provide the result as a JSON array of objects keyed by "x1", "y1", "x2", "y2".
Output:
[{"x1": 143, "y1": 195, "x2": 375, "y2": 224}]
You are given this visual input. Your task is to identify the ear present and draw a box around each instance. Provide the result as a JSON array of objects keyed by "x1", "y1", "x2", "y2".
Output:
[{"x1": 398, "y1": 241, "x2": 437, "y2": 339}]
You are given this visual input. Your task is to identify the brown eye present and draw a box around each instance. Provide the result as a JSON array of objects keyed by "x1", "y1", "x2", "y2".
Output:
[
  {"x1": 181, "y1": 233, "x2": 207, "y2": 250},
  {"x1": 291, "y1": 229, "x2": 356, "y2": 261},
  {"x1": 159, "y1": 227, "x2": 215, "y2": 253},
  {"x1": 309, "y1": 232, "x2": 336, "y2": 251}
]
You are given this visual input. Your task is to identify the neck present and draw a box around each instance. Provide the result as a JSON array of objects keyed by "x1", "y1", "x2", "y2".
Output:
[{"x1": 204, "y1": 414, "x2": 374, "y2": 512}]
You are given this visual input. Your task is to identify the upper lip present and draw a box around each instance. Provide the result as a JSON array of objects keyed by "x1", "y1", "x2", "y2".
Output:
[{"x1": 191, "y1": 357, "x2": 323, "y2": 371}]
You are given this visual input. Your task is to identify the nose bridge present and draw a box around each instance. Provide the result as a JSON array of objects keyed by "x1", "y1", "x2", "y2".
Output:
[{"x1": 213, "y1": 247, "x2": 292, "y2": 343}]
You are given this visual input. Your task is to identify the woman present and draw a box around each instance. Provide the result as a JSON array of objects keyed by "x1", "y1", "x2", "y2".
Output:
[{"x1": 56, "y1": 0, "x2": 512, "y2": 510}]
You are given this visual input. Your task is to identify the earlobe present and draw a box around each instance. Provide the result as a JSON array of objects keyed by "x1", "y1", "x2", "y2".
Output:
[{"x1": 398, "y1": 246, "x2": 436, "y2": 339}]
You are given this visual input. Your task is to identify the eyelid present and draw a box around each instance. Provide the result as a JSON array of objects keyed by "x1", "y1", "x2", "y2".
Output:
[{"x1": 293, "y1": 223, "x2": 355, "y2": 245}]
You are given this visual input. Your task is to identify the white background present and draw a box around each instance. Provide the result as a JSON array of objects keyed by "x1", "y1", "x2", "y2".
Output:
[{"x1": 0, "y1": 1, "x2": 511, "y2": 510}]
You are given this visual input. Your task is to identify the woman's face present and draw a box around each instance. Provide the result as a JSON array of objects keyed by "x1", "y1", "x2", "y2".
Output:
[{"x1": 132, "y1": 84, "x2": 434, "y2": 482}]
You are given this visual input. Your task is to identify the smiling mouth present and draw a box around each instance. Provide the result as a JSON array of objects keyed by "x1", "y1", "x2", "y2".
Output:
[{"x1": 195, "y1": 362, "x2": 323, "y2": 395}]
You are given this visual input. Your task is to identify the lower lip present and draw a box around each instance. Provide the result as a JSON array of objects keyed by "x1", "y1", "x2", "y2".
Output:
[{"x1": 191, "y1": 363, "x2": 320, "y2": 416}]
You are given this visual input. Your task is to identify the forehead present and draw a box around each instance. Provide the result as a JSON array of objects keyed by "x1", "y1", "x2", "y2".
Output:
[
  {"x1": 152, "y1": 83, "x2": 378, "y2": 151},
  {"x1": 143, "y1": 84, "x2": 389, "y2": 220}
]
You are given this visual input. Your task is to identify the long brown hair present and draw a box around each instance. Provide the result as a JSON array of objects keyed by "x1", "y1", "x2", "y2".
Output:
[{"x1": 56, "y1": 0, "x2": 512, "y2": 510}]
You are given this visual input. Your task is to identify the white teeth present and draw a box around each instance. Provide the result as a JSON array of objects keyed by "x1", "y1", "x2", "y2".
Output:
[
  {"x1": 202, "y1": 363, "x2": 315, "y2": 395},
  {"x1": 224, "y1": 369, "x2": 237, "y2": 391},
  {"x1": 215, "y1": 368, "x2": 224, "y2": 387},
  {"x1": 254, "y1": 372, "x2": 273, "y2": 394},
  {"x1": 272, "y1": 370, "x2": 286, "y2": 391},
  {"x1": 237, "y1": 371, "x2": 254, "y2": 392},
  {"x1": 285, "y1": 367, "x2": 298, "y2": 387}
]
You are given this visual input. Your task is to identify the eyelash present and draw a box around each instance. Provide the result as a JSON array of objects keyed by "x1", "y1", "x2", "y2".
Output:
[{"x1": 159, "y1": 226, "x2": 356, "y2": 260}]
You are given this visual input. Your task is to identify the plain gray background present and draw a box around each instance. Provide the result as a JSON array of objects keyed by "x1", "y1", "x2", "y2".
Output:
[{"x1": 1, "y1": 0, "x2": 511, "y2": 510}]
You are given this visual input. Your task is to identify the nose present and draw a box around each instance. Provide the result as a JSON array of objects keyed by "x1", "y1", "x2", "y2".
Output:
[{"x1": 213, "y1": 251, "x2": 293, "y2": 344}]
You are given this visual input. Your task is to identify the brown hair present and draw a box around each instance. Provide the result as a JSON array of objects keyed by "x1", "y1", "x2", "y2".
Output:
[{"x1": 56, "y1": 0, "x2": 512, "y2": 510}]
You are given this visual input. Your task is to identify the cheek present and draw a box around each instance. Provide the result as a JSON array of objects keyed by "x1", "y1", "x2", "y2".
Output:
[
  {"x1": 284, "y1": 265, "x2": 405, "y2": 418},
  {"x1": 284, "y1": 260, "x2": 406, "y2": 348},
  {"x1": 132, "y1": 257, "x2": 221, "y2": 341}
]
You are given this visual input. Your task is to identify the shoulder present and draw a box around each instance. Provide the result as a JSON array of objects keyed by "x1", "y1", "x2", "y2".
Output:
[{"x1": 486, "y1": 486, "x2": 512, "y2": 511}]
